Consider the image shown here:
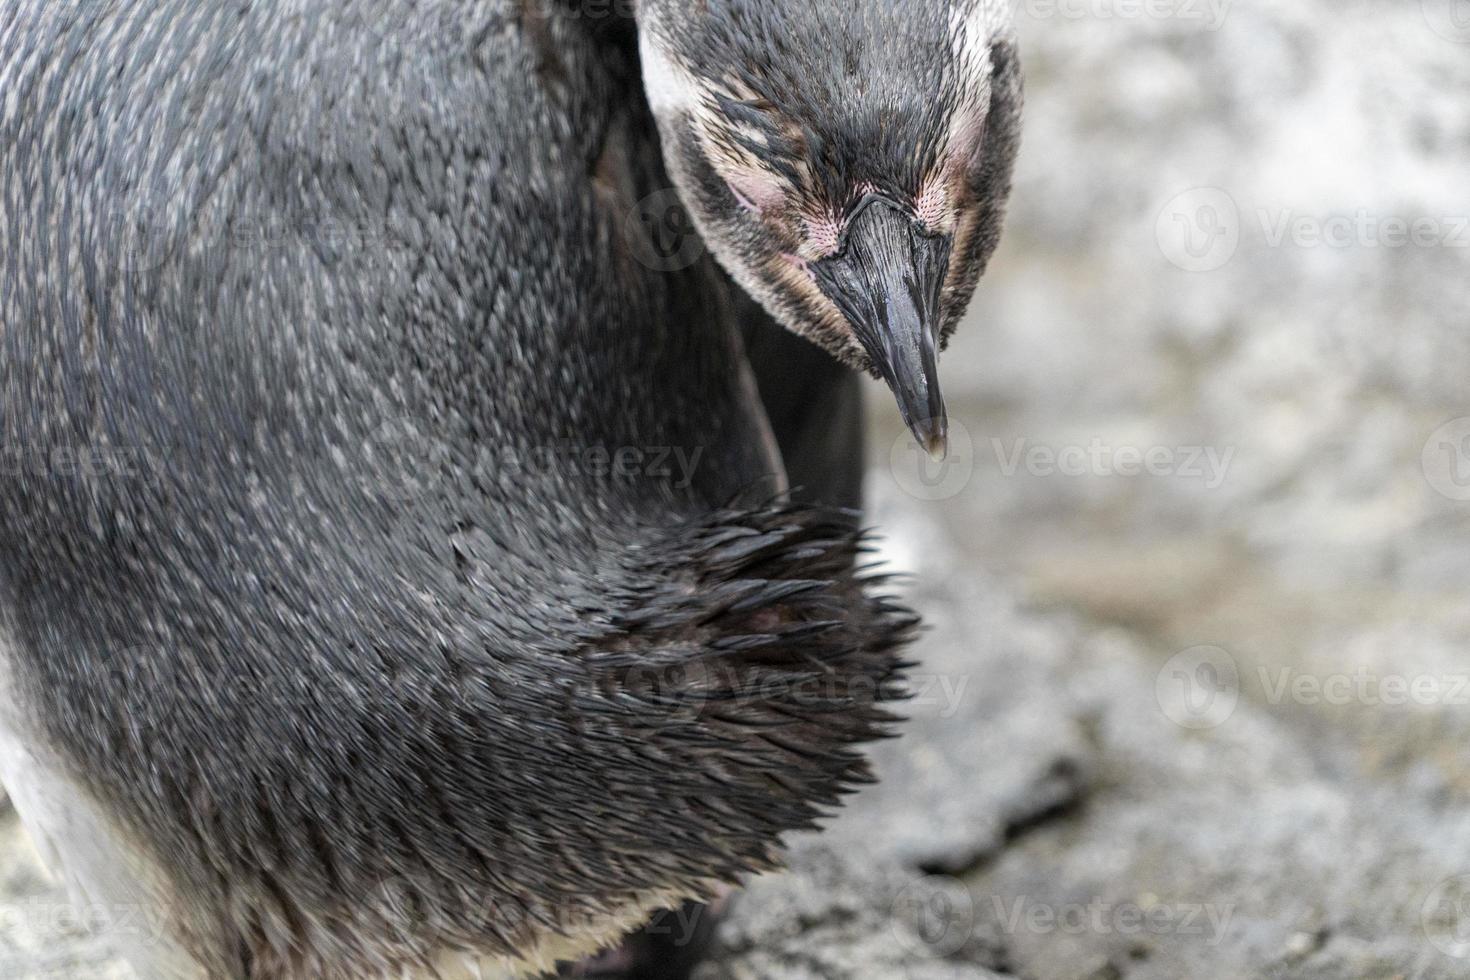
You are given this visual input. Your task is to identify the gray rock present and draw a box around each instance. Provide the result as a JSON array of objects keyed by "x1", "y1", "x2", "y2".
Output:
[
  {"x1": 695, "y1": 844, "x2": 1009, "y2": 980},
  {"x1": 705, "y1": 502, "x2": 1470, "y2": 978}
]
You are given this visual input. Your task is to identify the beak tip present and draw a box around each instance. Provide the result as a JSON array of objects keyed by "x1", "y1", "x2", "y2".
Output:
[{"x1": 909, "y1": 418, "x2": 949, "y2": 461}]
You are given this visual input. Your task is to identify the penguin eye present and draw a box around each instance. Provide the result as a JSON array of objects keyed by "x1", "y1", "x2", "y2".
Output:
[
  {"x1": 914, "y1": 176, "x2": 958, "y2": 236},
  {"x1": 913, "y1": 210, "x2": 946, "y2": 238},
  {"x1": 723, "y1": 170, "x2": 784, "y2": 218},
  {"x1": 727, "y1": 180, "x2": 760, "y2": 215}
]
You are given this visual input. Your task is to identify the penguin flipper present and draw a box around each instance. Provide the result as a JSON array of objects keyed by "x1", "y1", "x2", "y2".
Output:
[{"x1": 735, "y1": 286, "x2": 867, "y2": 512}]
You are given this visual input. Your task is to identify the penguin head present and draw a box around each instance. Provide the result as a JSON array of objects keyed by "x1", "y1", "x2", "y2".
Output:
[{"x1": 639, "y1": 0, "x2": 1021, "y2": 457}]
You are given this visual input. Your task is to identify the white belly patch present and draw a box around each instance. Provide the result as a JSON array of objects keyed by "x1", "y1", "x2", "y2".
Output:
[{"x1": 0, "y1": 651, "x2": 206, "y2": 980}]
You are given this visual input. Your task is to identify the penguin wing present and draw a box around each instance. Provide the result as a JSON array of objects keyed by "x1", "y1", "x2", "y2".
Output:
[{"x1": 735, "y1": 283, "x2": 868, "y2": 512}]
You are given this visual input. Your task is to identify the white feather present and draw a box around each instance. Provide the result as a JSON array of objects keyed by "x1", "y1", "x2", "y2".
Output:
[{"x1": 0, "y1": 652, "x2": 206, "y2": 979}]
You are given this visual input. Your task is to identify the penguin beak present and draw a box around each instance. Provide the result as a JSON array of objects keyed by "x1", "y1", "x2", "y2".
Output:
[{"x1": 810, "y1": 197, "x2": 953, "y2": 459}]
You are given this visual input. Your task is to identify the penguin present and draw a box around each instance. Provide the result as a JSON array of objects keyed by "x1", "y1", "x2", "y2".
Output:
[
  {"x1": 638, "y1": 0, "x2": 1024, "y2": 458},
  {"x1": 0, "y1": 0, "x2": 1018, "y2": 976},
  {"x1": 0, "y1": 2, "x2": 908, "y2": 977}
]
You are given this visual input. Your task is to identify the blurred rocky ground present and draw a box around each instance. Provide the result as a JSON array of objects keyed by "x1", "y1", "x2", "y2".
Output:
[
  {"x1": 4, "y1": 0, "x2": 1469, "y2": 977},
  {"x1": 715, "y1": 0, "x2": 1470, "y2": 976}
]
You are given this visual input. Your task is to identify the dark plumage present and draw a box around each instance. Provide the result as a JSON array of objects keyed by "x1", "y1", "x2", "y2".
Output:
[
  {"x1": 0, "y1": 2, "x2": 913, "y2": 977},
  {"x1": 648, "y1": 0, "x2": 973, "y2": 211}
]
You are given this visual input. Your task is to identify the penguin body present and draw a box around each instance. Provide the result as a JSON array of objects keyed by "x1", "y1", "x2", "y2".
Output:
[{"x1": 0, "y1": 3, "x2": 910, "y2": 977}]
